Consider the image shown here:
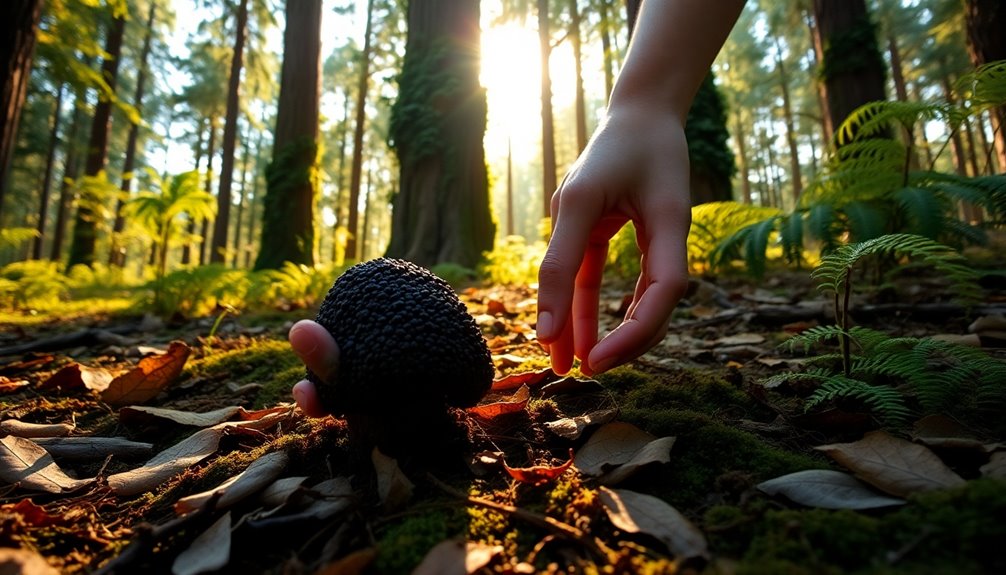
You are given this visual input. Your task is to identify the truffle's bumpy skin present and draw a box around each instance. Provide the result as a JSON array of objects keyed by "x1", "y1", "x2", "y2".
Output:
[{"x1": 308, "y1": 258, "x2": 493, "y2": 414}]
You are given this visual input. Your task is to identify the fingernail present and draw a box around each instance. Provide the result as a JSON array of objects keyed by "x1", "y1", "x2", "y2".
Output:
[
  {"x1": 590, "y1": 356, "x2": 617, "y2": 374},
  {"x1": 289, "y1": 323, "x2": 317, "y2": 355},
  {"x1": 537, "y1": 311, "x2": 553, "y2": 341}
]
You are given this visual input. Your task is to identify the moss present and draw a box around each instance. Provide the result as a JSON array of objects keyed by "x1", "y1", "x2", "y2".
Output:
[
  {"x1": 594, "y1": 365, "x2": 656, "y2": 393},
  {"x1": 183, "y1": 337, "x2": 302, "y2": 408},
  {"x1": 374, "y1": 509, "x2": 467, "y2": 573}
]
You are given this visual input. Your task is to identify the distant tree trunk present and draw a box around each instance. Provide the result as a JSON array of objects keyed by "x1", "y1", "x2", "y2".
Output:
[
  {"x1": 0, "y1": 0, "x2": 44, "y2": 222},
  {"x1": 211, "y1": 0, "x2": 248, "y2": 264},
  {"x1": 199, "y1": 116, "x2": 217, "y2": 266},
  {"x1": 598, "y1": 0, "x2": 615, "y2": 100},
  {"x1": 67, "y1": 13, "x2": 126, "y2": 269},
  {"x1": 233, "y1": 121, "x2": 251, "y2": 267},
  {"x1": 181, "y1": 117, "x2": 206, "y2": 265},
  {"x1": 733, "y1": 110, "x2": 752, "y2": 204},
  {"x1": 774, "y1": 38, "x2": 803, "y2": 202},
  {"x1": 360, "y1": 166, "x2": 371, "y2": 260},
  {"x1": 976, "y1": 111, "x2": 999, "y2": 173},
  {"x1": 244, "y1": 131, "x2": 263, "y2": 268},
  {"x1": 507, "y1": 138, "x2": 514, "y2": 235},
  {"x1": 331, "y1": 92, "x2": 350, "y2": 264},
  {"x1": 538, "y1": 0, "x2": 557, "y2": 219},
  {"x1": 942, "y1": 76, "x2": 969, "y2": 177},
  {"x1": 110, "y1": 1, "x2": 157, "y2": 268},
  {"x1": 963, "y1": 0, "x2": 1006, "y2": 173},
  {"x1": 812, "y1": 0, "x2": 887, "y2": 143},
  {"x1": 346, "y1": 0, "x2": 375, "y2": 262},
  {"x1": 886, "y1": 33, "x2": 920, "y2": 170},
  {"x1": 33, "y1": 84, "x2": 63, "y2": 260},
  {"x1": 804, "y1": 5, "x2": 833, "y2": 144},
  {"x1": 255, "y1": 0, "x2": 321, "y2": 270},
  {"x1": 569, "y1": 0, "x2": 587, "y2": 154},
  {"x1": 50, "y1": 79, "x2": 88, "y2": 262},
  {"x1": 386, "y1": 0, "x2": 494, "y2": 267}
]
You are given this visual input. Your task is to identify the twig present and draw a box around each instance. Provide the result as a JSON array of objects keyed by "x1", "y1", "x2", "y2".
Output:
[{"x1": 426, "y1": 473, "x2": 614, "y2": 561}]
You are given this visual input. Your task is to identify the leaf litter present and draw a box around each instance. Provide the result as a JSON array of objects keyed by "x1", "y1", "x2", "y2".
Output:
[{"x1": 1, "y1": 277, "x2": 1004, "y2": 573}]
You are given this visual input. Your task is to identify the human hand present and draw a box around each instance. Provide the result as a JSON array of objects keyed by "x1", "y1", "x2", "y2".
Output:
[
  {"x1": 288, "y1": 319, "x2": 339, "y2": 417},
  {"x1": 536, "y1": 103, "x2": 691, "y2": 376}
]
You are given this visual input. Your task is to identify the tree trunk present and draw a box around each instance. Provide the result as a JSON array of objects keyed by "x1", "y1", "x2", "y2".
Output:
[
  {"x1": 942, "y1": 76, "x2": 969, "y2": 177},
  {"x1": 0, "y1": 0, "x2": 44, "y2": 222},
  {"x1": 346, "y1": 0, "x2": 375, "y2": 262},
  {"x1": 211, "y1": 0, "x2": 249, "y2": 264},
  {"x1": 812, "y1": 0, "x2": 887, "y2": 143},
  {"x1": 233, "y1": 121, "x2": 251, "y2": 267},
  {"x1": 110, "y1": 1, "x2": 157, "y2": 268},
  {"x1": 733, "y1": 110, "x2": 752, "y2": 204},
  {"x1": 244, "y1": 130, "x2": 263, "y2": 269},
  {"x1": 774, "y1": 39, "x2": 803, "y2": 203},
  {"x1": 507, "y1": 137, "x2": 514, "y2": 235},
  {"x1": 254, "y1": 0, "x2": 321, "y2": 270},
  {"x1": 598, "y1": 0, "x2": 615, "y2": 100},
  {"x1": 804, "y1": 6, "x2": 833, "y2": 145},
  {"x1": 963, "y1": 0, "x2": 1006, "y2": 173},
  {"x1": 331, "y1": 92, "x2": 350, "y2": 264},
  {"x1": 199, "y1": 116, "x2": 217, "y2": 265},
  {"x1": 33, "y1": 84, "x2": 63, "y2": 260},
  {"x1": 569, "y1": 0, "x2": 587, "y2": 154},
  {"x1": 67, "y1": 13, "x2": 126, "y2": 269},
  {"x1": 538, "y1": 0, "x2": 557, "y2": 219},
  {"x1": 385, "y1": 0, "x2": 494, "y2": 268},
  {"x1": 181, "y1": 117, "x2": 206, "y2": 265},
  {"x1": 360, "y1": 166, "x2": 371, "y2": 260},
  {"x1": 50, "y1": 78, "x2": 88, "y2": 263}
]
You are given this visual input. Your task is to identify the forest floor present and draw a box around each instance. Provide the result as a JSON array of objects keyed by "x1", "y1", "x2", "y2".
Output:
[{"x1": 2, "y1": 247, "x2": 1006, "y2": 574}]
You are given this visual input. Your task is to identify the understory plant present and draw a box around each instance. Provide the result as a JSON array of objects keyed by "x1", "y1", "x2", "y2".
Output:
[
  {"x1": 713, "y1": 61, "x2": 1006, "y2": 277},
  {"x1": 768, "y1": 234, "x2": 1006, "y2": 429}
]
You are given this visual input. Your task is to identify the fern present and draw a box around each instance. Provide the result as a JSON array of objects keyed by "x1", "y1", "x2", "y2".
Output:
[
  {"x1": 783, "y1": 325, "x2": 849, "y2": 354},
  {"x1": 805, "y1": 374, "x2": 913, "y2": 425}
]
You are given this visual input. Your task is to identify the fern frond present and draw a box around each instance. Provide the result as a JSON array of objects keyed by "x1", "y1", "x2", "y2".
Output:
[
  {"x1": 955, "y1": 60, "x2": 1006, "y2": 110},
  {"x1": 835, "y1": 100, "x2": 958, "y2": 146},
  {"x1": 894, "y1": 187, "x2": 949, "y2": 239},
  {"x1": 805, "y1": 374, "x2": 913, "y2": 425},
  {"x1": 783, "y1": 325, "x2": 848, "y2": 353},
  {"x1": 840, "y1": 201, "x2": 890, "y2": 242}
]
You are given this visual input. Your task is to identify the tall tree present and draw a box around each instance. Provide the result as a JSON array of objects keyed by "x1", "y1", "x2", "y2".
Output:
[
  {"x1": 537, "y1": 0, "x2": 557, "y2": 218},
  {"x1": 963, "y1": 0, "x2": 1006, "y2": 172},
  {"x1": 345, "y1": 0, "x2": 375, "y2": 262},
  {"x1": 1, "y1": 0, "x2": 46, "y2": 222},
  {"x1": 67, "y1": 10, "x2": 127, "y2": 268},
  {"x1": 568, "y1": 0, "x2": 587, "y2": 153},
  {"x1": 386, "y1": 0, "x2": 494, "y2": 267},
  {"x1": 32, "y1": 84, "x2": 62, "y2": 259},
  {"x1": 254, "y1": 0, "x2": 322, "y2": 270},
  {"x1": 812, "y1": 0, "x2": 887, "y2": 143},
  {"x1": 210, "y1": 0, "x2": 249, "y2": 264}
]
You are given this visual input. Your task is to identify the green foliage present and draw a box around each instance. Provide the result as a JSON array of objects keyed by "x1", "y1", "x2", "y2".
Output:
[
  {"x1": 480, "y1": 236, "x2": 546, "y2": 286},
  {"x1": 247, "y1": 262, "x2": 337, "y2": 311},
  {"x1": 255, "y1": 137, "x2": 321, "y2": 270},
  {"x1": 685, "y1": 73, "x2": 736, "y2": 193},
  {"x1": 151, "y1": 264, "x2": 249, "y2": 318},
  {"x1": 607, "y1": 222, "x2": 640, "y2": 279},
  {"x1": 0, "y1": 228, "x2": 39, "y2": 251},
  {"x1": 388, "y1": 40, "x2": 458, "y2": 167},
  {"x1": 0, "y1": 261, "x2": 68, "y2": 310},
  {"x1": 430, "y1": 262, "x2": 478, "y2": 288}
]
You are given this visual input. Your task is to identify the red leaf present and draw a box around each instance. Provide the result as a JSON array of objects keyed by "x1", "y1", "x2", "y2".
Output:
[
  {"x1": 468, "y1": 385, "x2": 530, "y2": 419},
  {"x1": 101, "y1": 341, "x2": 190, "y2": 406},
  {"x1": 504, "y1": 449, "x2": 575, "y2": 485},
  {"x1": 39, "y1": 363, "x2": 116, "y2": 393},
  {"x1": 491, "y1": 368, "x2": 557, "y2": 391}
]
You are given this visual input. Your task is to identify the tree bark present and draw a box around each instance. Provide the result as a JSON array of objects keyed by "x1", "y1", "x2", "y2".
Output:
[
  {"x1": 733, "y1": 110, "x2": 752, "y2": 204},
  {"x1": 598, "y1": 0, "x2": 615, "y2": 100},
  {"x1": 963, "y1": 0, "x2": 1006, "y2": 173},
  {"x1": 110, "y1": 1, "x2": 157, "y2": 268},
  {"x1": 50, "y1": 79, "x2": 87, "y2": 263},
  {"x1": 569, "y1": 0, "x2": 587, "y2": 154},
  {"x1": 804, "y1": 6, "x2": 833, "y2": 145},
  {"x1": 199, "y1": 116, "x2": 217, "y2": 265},
  {"x1": 331, "y1": 91, "x2": 350, "y2": 264},
  {"x1": 254, "y1": 0, "x2": 321, "y2": 270},
  {"x1": 0, "y1": 0, "x2": 44, "y2": 222},
  {"x1": 773, "y1": 38, "x2": 803, "y2": 203},
  {"x1": 538, "y1": 0, "x2": 557, "y2": 219},
  {"x1": 385, "y1": 0, "x2": 494, "y2": 268},
  {"x1": 346, "y1": 0, "x2": 375, "y2": 262},
  {"x1": 812, "y1": 0, "x2": 887, "y2": 143},
  {"x1": 33, "y1": 84, "x2": 63, "y2": 260},
  {"x1": 67, "y1": 13, "x2": 126, "y2": 268},
  {"x1": 211, "y1": 0, "x2": 248, "y2": 264},
  {"x1": 181, "y1": 117, "x2": 205, "y2": 266}
]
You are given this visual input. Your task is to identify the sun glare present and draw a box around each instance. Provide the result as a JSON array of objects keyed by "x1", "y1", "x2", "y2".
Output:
[{"x1": 481, "y1": 24, "x2": 544, "y2": 163}]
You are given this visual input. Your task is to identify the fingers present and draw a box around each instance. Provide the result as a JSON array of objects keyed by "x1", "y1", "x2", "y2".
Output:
[
  {"x1": 289, "y1": 320, "x2": 340, "y2": 417},
  {"x1": 572, "y1": 238, "x2": 609, "y2": 370}
]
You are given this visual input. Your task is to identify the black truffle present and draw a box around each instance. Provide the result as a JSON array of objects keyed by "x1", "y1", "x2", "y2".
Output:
[{"x1": 308, "y1": 258, "x2": 493, "y2": 417}]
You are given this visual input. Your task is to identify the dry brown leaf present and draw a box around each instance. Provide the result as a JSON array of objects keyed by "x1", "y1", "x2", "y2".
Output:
[
  {"x1": 815, "y1": 430, "x2": 966, "y2": 497},
  {"x1": 39, "y1": 363, "x2": 116, "y2": 392},
  {"x1": 490, "y1": 367, "x2": 557, "y2": 391},
  {"x1": 0, "y1": 419, "x2": 74, "y2": 438},
  {"x1": 373, "y1": 448, "x2": 414, "y2": 511},
  {"x1": 539, "y1": 376, "x2": 605, "y2": 398},
  {"x1": 0, "y1": 435, "x2": 93, "y2": 493},
  {"x1": 492, "y1": 353, "x2": 528, "y2": 369},
  {"x1": 119, "y1": 405, "x2": 244, "y2": 427},
  {"x1": 713, "y1": 333, "x2": 766, "y2": 346},
  {"x1": 543, "y1": 408, "x2": 618, "y2": 440},
  {"x1": 171, "y1": 511, "x2": 231, "y2": 575},
  {"x1": 0, "y1": 548, "x2": 60, "y2": 575},
  {"x1": 598, "y1": 436, "x2": 676, "y2": 485},
  {"x1": 1, "y1": 499, "x2": 67, "y2": 527},
  {"x1": 287, "y1": 477, "x2": 354, "y2": 521},
  {"x1": 981, "y1": 452, "x2": 1006, "y2": 479},
  {"x1": 598, "y1": 487, "x2": 708, "y2": 561},
  {"x1": 101, "y1": 340, "x2": 191, "y2": 406},
  {"x1": 468, "y1": 384, "x2": 530, "y2": 419},
  {"x1": 107, "y1": 426, "x2": 224, "y2": 496},
  {"x1": 574, "y1": 422, "x2": 675, "y2": 481},
  {"x1": 503, "y1": 449, "x2": 575, "y2": 485},
  {"x1": 413, "y1": 540, "x2": 504, "y2": 575},
  {"x1": 175, "y1": 450, "x2": 289, "y2": 514},
  {"x1": 0, "y1": 377, "x2": 30, "y2": 393},
  {"x1": 757, "y1": 469, "x2": 906, "y2": 509}
]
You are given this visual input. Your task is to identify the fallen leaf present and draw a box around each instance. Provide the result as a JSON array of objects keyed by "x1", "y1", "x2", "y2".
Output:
[
  {"x1": 171, "y1": 511, "x2": 231, "y2": 575},
  {"x1": 0, "y1": 419, "x2": 74, "y2": 438},
  {"x1": 468, "y1": 385, "x2": 530, "y2": 419},
  {"x1": 101, "y1": 340, "x2": 191, "y2": 406},
  {"x1": 539, "y1": 376, "x2": 605, "y2": 398},
  {"x1": 544, "y1": 408, "x2": 618, "y2": 440},
  {"x1": 0, "y1": 377, "x2": 30, "y2": 393},
  {"x1": 491, "y1": 367, "x2": 557, "y2": 391},
  {"x1": 107, "y1": 426, "x2": 225, "y2": 496},
  {"x1": 468, "y1": 451, "x2": 504, "y2": 476},
  {"x1": 1, "y1": 499, "x2": 66, "y2": 527},
  {"x1": 930, "y1": 333, "x2": 981, "y2": 346},
  {"x1": 981, "y1": 452, "x2": 1006, "y2": 479},
  {"x1": 757, "y1": 469, "x2": 906, "y2": 509},
  {"x1": 814, "y1": 430, "x2": 966, "y2": 497},
  {"x1": 486, "y1": 298, "x2": 508, "y2": 316},
  {"x1": 598, "y1": 436, "x2": 676, "y2": 485},
  {"x1": 39, "y1": 363, "x2": 116, "y2": 392},
  {"x1": 33, "y1": 437, "x2": 153, "y2": 461},
  {"x1": 175, "y1": 450, "x2": 289, "y2": 514},
  {"x1": 492, "y1": 353, "x2": 527, "y2": 369},
  {"x1": 413, "y1": 540, "x2": 504, "y2": 575},
  {"x1": 259, "y1": 476, "x2": 310, "y2": 507},
  {"x1": 713, "y1": 333, "x2": 765, "y2": 346},
  {"x1": 598, "y1": 487, "x2": 708, "y2": 561},
  {"x1": 0, "y1": 548, "x2": 59, "y2": 575},
  {"x1": 504, "y1": 449, "x2": 575, "y2": 485},
  {"x1": 373, "y1": 448, "x2": 413, "y2": 511},
  {"x1": 574, "y1": 422, "x2": 675, "y2": 483},
  {"x1": 0, "y1": 354, "x2": 55, "y2": 375},
  {"x1": 0, "y1": 435, "x2": 93, "y2": 493},
  {"x1": 120, "y1": 405, "x2": 243, "y2": 427},
  {"x1": 272, "y1": 477, "x2": 354, "y2": 523}
]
